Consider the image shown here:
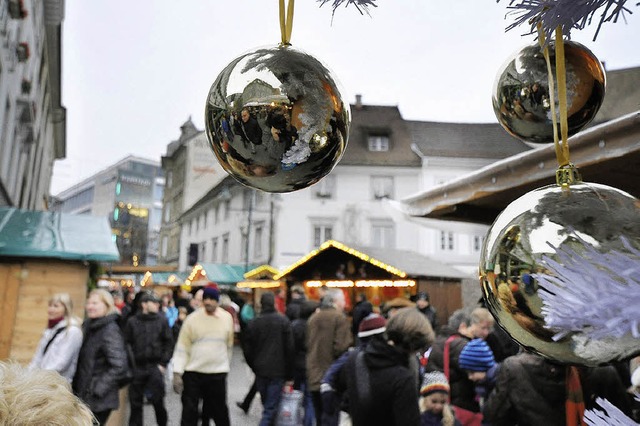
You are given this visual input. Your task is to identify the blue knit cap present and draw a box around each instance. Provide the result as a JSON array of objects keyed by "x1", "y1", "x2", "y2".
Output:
[{"x1": 459, "y1": 338, "x2": 496, "y2": 372}]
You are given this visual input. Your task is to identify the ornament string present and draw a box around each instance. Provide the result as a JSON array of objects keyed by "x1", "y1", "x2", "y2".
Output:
[
  {"x1": 279, "y1": 0, "x2": 295, "y2": 45},
  {"x1": 537, "y1": 25, "x2": 562, "y2": 165}
]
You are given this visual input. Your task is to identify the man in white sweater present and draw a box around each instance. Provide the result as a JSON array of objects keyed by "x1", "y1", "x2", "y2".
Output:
[{"x1": 172, "y1": 283, "x2": 234, "y2": 426}]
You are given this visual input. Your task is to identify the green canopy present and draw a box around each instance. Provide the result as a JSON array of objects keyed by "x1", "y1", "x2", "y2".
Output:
[
  {"x1": 0, "y1": 207, "x2": 120, "y2": 262},
  {"x1": 195, "y1": 263, "x2": 259, "y2": 285}
]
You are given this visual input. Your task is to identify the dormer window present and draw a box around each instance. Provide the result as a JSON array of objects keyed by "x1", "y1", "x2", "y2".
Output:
[{"x1": 367, "y1": 135, "x2": 389, "y2": 152}]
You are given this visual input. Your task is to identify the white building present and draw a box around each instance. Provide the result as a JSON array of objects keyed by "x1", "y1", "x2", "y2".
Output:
[
  {"x1": 169, "y1": 98, "x2": 530, "y2": 274},
  {"x1": 0, "y1": 0, "x2": 65, "y2": 210}
]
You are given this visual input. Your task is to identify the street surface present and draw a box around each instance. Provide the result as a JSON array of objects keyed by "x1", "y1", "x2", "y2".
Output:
[{"x1": 143, "y1": 345, "x2": 263, "y2": 425}]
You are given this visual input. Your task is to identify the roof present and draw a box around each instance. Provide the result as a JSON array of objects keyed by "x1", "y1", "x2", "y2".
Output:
[
  {"x1": 187, "y1": 263, "x2": 259, "y2": 285},
  {"x1": 0, "y1": 207, "x2": 120, "y2": 262},
  {"x1": 591, "y1": 67, "x2": 640, "y2": 125},
  {"x1": 141, "y1": 271, "x2": 188, "y2": 287},
  {"x1": 408, "y1": 121, "x2": 531, "y2": 159},
  {"x1": 399, "y1": 111, "x2": 640, "y2": 224},
  {"x1": 275, "y1": 240, "x2": 468, "y2": 281},
  {"x1": 339, "y1": 105, "x2": 422, "y2": 167},
  {"x1": 347, "y1": 244, "x2": 471, "y2": 280}
]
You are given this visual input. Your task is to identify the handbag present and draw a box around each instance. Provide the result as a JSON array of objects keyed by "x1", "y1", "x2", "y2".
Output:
[
  {"x1": 444, "y1": 335, "x2": 483, "y2": 426},
  {"x1": 276, "y1": 387, "x2": 304, "y2": 426}
]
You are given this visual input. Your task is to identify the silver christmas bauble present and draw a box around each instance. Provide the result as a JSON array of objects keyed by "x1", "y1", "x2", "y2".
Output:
[
  {"x1": 480, "y1": 182, "x2": 640, "y2": 366},
  {"x1": 205, "y1": 44, "x2": 350, "y2": 193},
  {"x1": 492, "y1": 41, "x2": 605, "y2": 145}
]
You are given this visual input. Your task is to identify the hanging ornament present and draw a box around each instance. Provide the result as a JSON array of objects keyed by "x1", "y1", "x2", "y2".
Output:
[
  {"x1": 479, "y1": 180, "x2": 640, "y2": 366},
  {"x1": 492, "y1": 40, "x2": 605, "y2": 145},
  {"x1": 204, "y1": 1, "x2": 349, "y2": 193},
  {"x1": 484, "y1": 28, "x2": 640, "y2": 366}
]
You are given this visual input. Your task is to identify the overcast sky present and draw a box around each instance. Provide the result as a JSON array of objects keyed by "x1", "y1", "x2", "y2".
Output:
[{"x1": 51, "y1": 0, "x2": 640, "y2": 194}]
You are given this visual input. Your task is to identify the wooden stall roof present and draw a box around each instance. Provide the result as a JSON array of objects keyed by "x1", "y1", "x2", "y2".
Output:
[
  {"x1": 0, "y1": 207, "x2": 119, "y2": 262},
  {"x1": 140, "y1": 271, "x2": 188, "y2": 287},
  {"x1": 273, "y1": 240, "x2": 420, "y2": 280},
  {"x1": 186, "y1": 263, "x2": 259, "y2": 286}
]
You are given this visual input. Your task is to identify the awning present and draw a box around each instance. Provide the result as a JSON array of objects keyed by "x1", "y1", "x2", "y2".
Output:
[
  {"x1": 185, "y1": 263, "x2": 259, "y2": 287},
  {"x1": 398, "y1": 111, "x2": 640, "y2": 224},
  {"x1": 0, "y1": 207, "x2": 119, "y2": 262},
  {"x1": 140, "y1": 271, "x2": 188, "y2": 287}
]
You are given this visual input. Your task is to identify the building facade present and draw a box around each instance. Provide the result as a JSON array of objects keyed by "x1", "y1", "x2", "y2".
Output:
[
  {"x1": 0, "y1": 0, "x2": 66, "y2": 210},
  {"x1": 168, "y1": 98, "x2": 530, "y2": 275},
  {"x1": 157, "y1": 118, "x2": 228, "y2": 267},
  {"x1": 51, "y1": 155, "x2": 163, "y2": 265}
]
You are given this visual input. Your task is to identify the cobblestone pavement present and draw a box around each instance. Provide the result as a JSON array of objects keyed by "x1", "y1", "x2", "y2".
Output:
[{"x1": 142, "y1": 345, "x2": 263, "y2": 426}]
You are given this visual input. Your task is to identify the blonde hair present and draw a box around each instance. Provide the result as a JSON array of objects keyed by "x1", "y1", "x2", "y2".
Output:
[
  {"x1": 471, "y1": 307, "x2": 494, "y2": 325},
  {"x1": 49, "y1": 293, "x2": 81, "y2": 328},
  {"x1": 0, "y1": 362, "x2": 95, "y2": 426},
  {"x1": 87, "y1": 289, "x2": 119, "y2": 316},
  {"x1": 418, "y1": 396, "x2": 456, "y2": 426}
]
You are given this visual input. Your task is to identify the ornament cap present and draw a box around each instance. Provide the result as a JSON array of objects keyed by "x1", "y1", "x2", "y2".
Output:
[{"x1": 555, "y1": 163, "x2": 582, "y2": 188}]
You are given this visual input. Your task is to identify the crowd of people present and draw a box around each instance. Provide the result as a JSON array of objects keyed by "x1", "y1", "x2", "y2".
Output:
[{"x1": 11, "y1": 285, "x2": 640, "y2": 426}]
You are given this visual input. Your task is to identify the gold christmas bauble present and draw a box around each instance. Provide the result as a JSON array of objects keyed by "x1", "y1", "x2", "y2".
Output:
[
  {"x1": 492, "y1": 41, "x2": 605, "y2": 145},
  {"x1": 205, "y1": 44, "x2": 350, "y2": 193},
  {"x1": 480, "y1": 182, "x2": 640, "y2": 366}
]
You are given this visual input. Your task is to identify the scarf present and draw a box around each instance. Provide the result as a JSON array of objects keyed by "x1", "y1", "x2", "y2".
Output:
[{"x1": 47, "y1": 317, "x2": 64, "y2": 329}]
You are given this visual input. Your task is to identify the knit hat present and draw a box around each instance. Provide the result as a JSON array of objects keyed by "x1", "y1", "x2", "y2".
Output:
[
  {"x1": 420, "y1": 371, "x2": 450, "y2": 396},
  {"x1": 416, "y1": 292, "x2": 430, "y2": 302},
  {"x1": 358, "y1": 313, "x2": 387, "y2": 338},
  {"x1": 202, "y1": 283, "x2": 220, "y2": 301},
  {"x1": 459, "y1": 338, "x2": 496, "y2": 372},
  {"x1": 140, "y1": 291, "x2": 161, "y2": 304}
]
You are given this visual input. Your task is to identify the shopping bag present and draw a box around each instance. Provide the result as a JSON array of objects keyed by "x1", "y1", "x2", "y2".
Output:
[{"x1": 276, "y1": 387, "x2": 304, "y2": 426}]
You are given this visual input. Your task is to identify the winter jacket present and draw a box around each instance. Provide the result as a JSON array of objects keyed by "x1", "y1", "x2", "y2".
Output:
[
  {"x1": 244, "y1": 307, "x2": 294, "y2": 380},
  {"x1": 420, "y1": 409, "x2": 462, "y2": 426},
  {"x1": 418, "y1": 305, "x2": 439, "y2": 331},
  {"x1": 484, "y1": 352, "x2": 634, "y2": 425},
  {"x1": 123, "y1": 312, "x2": 173, "y2": 367},
  {"x1": 306, "y1": 305, "x2": 353, "y2": 391},
  {"x1": 337, "y1": 337, "x2": 420, "y2": 426},
  {"x1": 72, "y1": 313, "x2": 129, "y2": 413},
  {"x1": 425, "y1": 333, "x2": 477, "y2": 412},
  {"x1": 29, "y1": 318, "x2": 83, "y2": 382},
  {"x1": 285, "y1": 297, "x2": 306, "y2": 321},
  {"x1": 291, "y1": 316, "x2": 308, "y2": 375}
]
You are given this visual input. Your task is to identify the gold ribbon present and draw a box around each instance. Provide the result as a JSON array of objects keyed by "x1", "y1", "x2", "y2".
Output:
[
  {"x1": 538, "y1": 24, "x2": 571, "y2": 168},
  {"x1": 279, "y1": 0, "x2": 295, "y2": 45}
]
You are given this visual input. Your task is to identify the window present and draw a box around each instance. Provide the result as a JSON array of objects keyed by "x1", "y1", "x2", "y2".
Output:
[
  {"x1": 214, "y1": 204, "x2": 220, "y2": 224},
  {"x1": 242, "y1": 189, "x2": 253, "y2": 210},
  {"x1": 371, "y1": 223, "x2": 395, "y2": 248},
  {"x1": 371, "y1": 176, "x2": 394, "y2": 200},
  {"x1": 163, "y1": 203, "x2": 171, "y2": 223},
  {"x1": 313, "y1": 225, "x2": 333, "y2": 247},
  {"x1": 473, "y1": 235, "x2": 483, "y2": 252},
  {"x1": 189, "y1": 219, "x2": 193, "y2": 235},
  {"x1": 203, "y1": 211, "x2": 208, "y2": 229},
  {"x1": 314, "y1": 175, "x2": 336, "y2": 199},
  {"x1": 166, "y1": 171, "x2": 173, "y2": 189},
  {"x1": 161, "y1": 236, "x2": 168, "y2": 257},
  {"x1": 254, "y1": 224, "x2": 263, "y2": 257},
  {"x1": 221, "y1": 234, "x2": 229, "y2": 263},
  {"x1": 367, "y1": 135, "x2": 389, "y2": 152},
  {"x1": 224, "y1": 199, "x2": 231, "y2": 220},
  {"x1": 240, "y1": 233, "x2": 248, "y2": 261},
  {"x1": 211, "y1": 237, "x2": 218, "y2": 262},
  {"x1": 440, "y1": 231, "x2": 455, "y2": 251}
]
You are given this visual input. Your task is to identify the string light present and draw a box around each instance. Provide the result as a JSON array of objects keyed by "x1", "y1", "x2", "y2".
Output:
[{"x1": 274, "y1": 240, "x2": 408, "y2": 280}]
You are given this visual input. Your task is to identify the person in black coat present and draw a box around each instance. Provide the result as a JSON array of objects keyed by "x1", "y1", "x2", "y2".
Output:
[
  {"x1": 244, "y1": 292, "x2": 295, "y2": 425},
  {"x1": 292, "y1": 300, "x2": 320, "y2": 426},
  {"x1": 337, "y1": 307, "x2": 435, "y2": 426},
  {"x1": 73, "y1": 289, "x2": 129, "y2": 425},
  {"x1": 124, "y1": 291, "x2": 174, "y2": 426}
]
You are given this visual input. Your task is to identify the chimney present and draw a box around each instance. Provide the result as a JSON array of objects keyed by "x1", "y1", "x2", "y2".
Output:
[{"x1": 355, "y1": 94, "x2": 362, "y2": 110}]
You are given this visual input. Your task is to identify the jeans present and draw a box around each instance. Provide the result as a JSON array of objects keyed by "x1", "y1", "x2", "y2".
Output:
[
  {"x1": 256, "y1": 376, "x2": 285, "y2": 426},
  {"x1": 181, "y1": 372, "x2": 229, "y2": 426},
  {"x1": 129, "y1": 365, "x2": 167, "y2": 426}
]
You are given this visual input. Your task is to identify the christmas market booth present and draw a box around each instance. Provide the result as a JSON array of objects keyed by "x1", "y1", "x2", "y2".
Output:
[
  {"x1": 274, "y1": 240, "x2": 471, "y2": 325},
  {"x1": 236, "y1": 264, "x2": 284, "y2": 307},
  {"x1": 184, "y1": 262, "x2": 258, "y2": 291},
  {"x1": 0, "y1": 207, "x2": 119, "y2": 364},
  {"x1": 140, "y1": 271, "x2": 188, "y2": 288}
]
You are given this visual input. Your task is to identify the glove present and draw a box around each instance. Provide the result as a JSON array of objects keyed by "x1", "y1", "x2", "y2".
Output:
[{"x1": 173, "y1": 373, "x2": 184, "y2": 394}]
